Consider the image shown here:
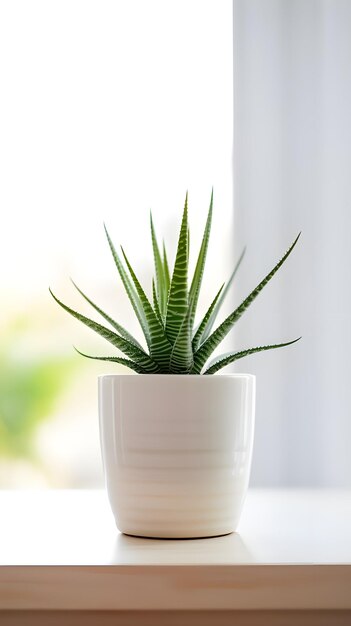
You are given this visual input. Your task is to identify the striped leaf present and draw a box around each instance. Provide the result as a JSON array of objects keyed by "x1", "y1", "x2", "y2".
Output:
[
  {"x1": 200, "y1": 247, "x2": 246, "y2": 344},
  {"x1": 150, "y1": 212, "x2": 167, "y2": 318},
  {"x1": 121, "y1": 248, "x2": 172, "y2": 369},
  {"x1": 70, "y1": 279, "x2": 143, "y2": 350},
  {"x1": 49, "y1": 289, "x2": 159, "y2": 373},
  {"x1": 165, "y1": 194, "x2": 189, "y2": 345},
  {"x1": 104, "y1": 225, "x2": 150, "y2": 347},
  {"x1": 73, "y1": 347, "x2": 149, "y2": 374},
  {"x1": 163, "y1": 240, "x2": 171, "y2": 300},
  {"x1": 169, "y1": 308, "x2": 193, "y2": 374},
  {"x1": 193, "y1": 233, "x2": 301, "y2": 373},
  {"x1": 152, "y1": 278, "x2": 163, "y2": 326},
  {"x1": 188, "y1": 190, "x2": 213, "y2": 328},
  {"x1": 192, "y1": 284, "x2": 224, "y2": 352},
  {"x1": 203, "y1": 338, "x2": 302, "y2": 375}
]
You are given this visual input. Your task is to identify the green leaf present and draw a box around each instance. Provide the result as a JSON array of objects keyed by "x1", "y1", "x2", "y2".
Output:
[
  {"x1": 152, "y1": 278, "x2": 163, "y2": 326},
  {"x1": 163, "y1": 240, "x2": 171, "y2": 299},
  {"x1": 104, "y1": 225, "x2": 150, "y2": 347},
  {"x1": 169, "y1": 307, "x2": 193, "y2": 374},
  {"x1": 121, "y1": 248, "x2": 171, "y2": 369},
  {"x1": 192, "y1": 283, "x2": 224, "y2": 352},
  {"x1": 70, "y1": 278, "x2": 143, "y2": 350},
  {"x1": 73, "y1": 347, "x2": 147, "y2": 374},
  {"x1": 200, "y1": 246, "x2": 246, "y2": 344},
  {"x1": 188, "y1": 190, "x2": 213, "y2": 328},
  {"x1": 150, "y1": 212, "x2": 167, "y2": 318},
  {"x1": 193, "y1": 233, "x2": 301, "y2": 373},
  {"x1": 203, "y1": 338, "x2": 302, "y2": 375},
  {"x1": 165, "y1": 193, "x2": 189, "y2": 345},
  {"x1": 49, "y1": 289, "x2": 160, "y2": 373}
]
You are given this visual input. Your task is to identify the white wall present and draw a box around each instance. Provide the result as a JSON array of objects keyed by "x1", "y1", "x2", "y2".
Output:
[{"x1": 234, "y1": 0, "x2": 351, "y2": 486}]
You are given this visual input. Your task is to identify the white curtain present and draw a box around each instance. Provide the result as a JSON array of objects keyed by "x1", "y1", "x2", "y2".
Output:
[{"x1": 233, "y1": 0, "x2": 351, "y2": 486}]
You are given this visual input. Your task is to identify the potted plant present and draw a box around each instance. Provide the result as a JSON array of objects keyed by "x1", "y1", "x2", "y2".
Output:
[{"x1": 50, "y1": 192, "x2": 300, "y2": 538}]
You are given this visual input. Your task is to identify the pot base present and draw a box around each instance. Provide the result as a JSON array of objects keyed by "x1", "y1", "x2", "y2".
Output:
[
  {"x1": 118, "y1": 520, "x2": 237, "y2": 540},
  {"x1": 121, "y1": 529, "x2": 235, "y2": 540}
]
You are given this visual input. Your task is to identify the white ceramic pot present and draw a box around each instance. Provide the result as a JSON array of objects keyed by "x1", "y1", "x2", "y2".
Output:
[{"x1": 98, "y1": 373, "x2": 255, "y2": 539}]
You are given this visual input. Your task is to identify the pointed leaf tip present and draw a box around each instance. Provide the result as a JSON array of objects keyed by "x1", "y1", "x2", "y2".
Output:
[
  {"x1": 193, "y1": 234, "x2": 301, "y2": 373},
  {"x1": 188, "y1": 192, "x2": 214, "y2": 328},
  {"x1": 70, "y1": 277, "x2": 144, "y2": 349},
  {"x1": 165, "y1": 192, "x2": 189, "y2": 344},
  {"x1": 203, "y1": 336, "x2": 302, "y2": 375}
]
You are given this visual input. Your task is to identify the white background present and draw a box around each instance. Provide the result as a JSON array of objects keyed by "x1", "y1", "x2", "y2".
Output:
[
  {"x1": 0, "y1": 0, "x2": 233, "y2": 314},
  {"x1": 0, "y1": 0, "x2": 234, "y2": 486},
  {"x1": 1, "y1": 0, "x2": 350, "y2": 488},
  {"x1": 234, "y1": 0, "x2": 351, "y2": 487}
]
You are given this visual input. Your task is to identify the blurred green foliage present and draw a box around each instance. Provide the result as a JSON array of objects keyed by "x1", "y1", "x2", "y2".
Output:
[{"x1": 0, "y1": 318, "x2": 76, "y2": 458}]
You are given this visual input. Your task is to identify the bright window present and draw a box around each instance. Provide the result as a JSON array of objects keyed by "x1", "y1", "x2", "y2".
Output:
[{"x1": 0, "y1": 0, "x2": 233, "y2": 487}]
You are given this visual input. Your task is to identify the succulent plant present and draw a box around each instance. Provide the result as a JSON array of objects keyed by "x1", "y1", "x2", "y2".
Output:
[{"x1": 50, "y1": 192, "x2": 300, "y2": 374}]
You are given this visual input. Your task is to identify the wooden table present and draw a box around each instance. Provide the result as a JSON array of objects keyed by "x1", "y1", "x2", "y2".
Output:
[{"x1": 0, "y1": 489, "x2": 350, "y2": 625}]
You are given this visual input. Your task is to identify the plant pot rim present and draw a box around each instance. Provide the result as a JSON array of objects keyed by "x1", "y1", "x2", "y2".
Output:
[{"x1": 98, "y1": 373, "x2": 255, "y2": 380}]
